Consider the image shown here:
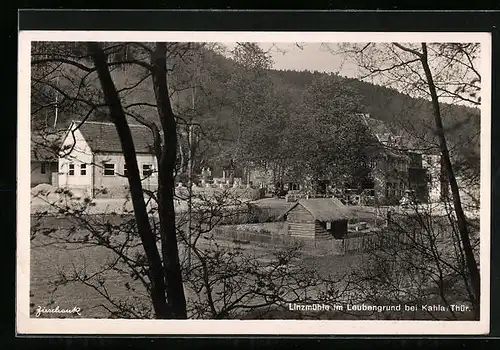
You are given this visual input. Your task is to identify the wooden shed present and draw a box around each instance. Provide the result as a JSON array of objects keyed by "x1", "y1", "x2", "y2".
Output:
[{"x1": 282, "y1": 198, "x2": 350, "y2": 240}]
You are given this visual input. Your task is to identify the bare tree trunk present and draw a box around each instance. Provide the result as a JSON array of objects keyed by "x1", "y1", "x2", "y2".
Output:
[
  {"x1": 178, "y1": 132, "x2": 185, "y2": 175},
  {"x1": 151, "y1": 42, "x2": 188, "y2": 319},
  {"x1": 87, "y1": 42, "x2": 169, "y2": 319},
  {"x1": 187, "y1": 124, "x2": 193, "y2": 271},
  {"x1": 420, "y1": 43, "x2": 480, "y2": 316}
]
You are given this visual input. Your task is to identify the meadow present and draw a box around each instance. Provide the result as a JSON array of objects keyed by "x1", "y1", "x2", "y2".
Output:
[
  {"x1": 29, "y1": 214, "x2": 366, "y2": 319},
  {"x1": 28, "y1": 191, "x2": 478, "y2": 320}
]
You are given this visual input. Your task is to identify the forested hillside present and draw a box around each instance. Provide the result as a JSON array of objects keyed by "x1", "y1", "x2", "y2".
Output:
[
  {"x1": 269, "y1": 69, "x2": 480, "y2": 150},
  {"x1": 31, "y1": 44, "x2": 481, "y2": 179},
  {"x1": 272, "y1": 67, "x2": 480, "y2": 170}
]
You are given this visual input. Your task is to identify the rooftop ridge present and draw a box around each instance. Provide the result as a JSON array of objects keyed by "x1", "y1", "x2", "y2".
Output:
[
  {"x1": 68, "y1": 119, "x2": 156, "y2": 154},
  {"x1": 71, "y1": 120, "x2": 151, "y2": 128}
]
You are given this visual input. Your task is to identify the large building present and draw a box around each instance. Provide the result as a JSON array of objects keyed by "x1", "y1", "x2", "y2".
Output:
[
  {"x1": 356, "y1": 113, "x2": 447, "y2": 204},
  {"x1": 43, "y1": 116, "x2": 449, "y2": 203},
  {"x1": 226, "y1": 113, "x2": 448, "y2": 204},
  {"x1": 57, "y1": 120, "x2": 158, "y2": 198}
]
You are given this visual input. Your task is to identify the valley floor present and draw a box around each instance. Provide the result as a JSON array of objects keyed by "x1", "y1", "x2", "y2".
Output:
[{"x1": 28, "y1": 215, "x2": 477, "y2": 321}]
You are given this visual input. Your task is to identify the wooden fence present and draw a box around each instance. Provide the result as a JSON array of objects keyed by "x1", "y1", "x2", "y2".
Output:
[
  {"x1": 213, "y1": 226, "x2": 380, "y2": 255},
  {"x1": 342, "y1": 233, "x2": 380, "y2": 254},
  {"x1": 213, "y1": 227, "x2": 298, "y2": 247}
]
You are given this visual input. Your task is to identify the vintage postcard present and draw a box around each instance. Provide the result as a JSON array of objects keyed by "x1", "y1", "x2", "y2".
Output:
[{"x1": 17, "y1": 31, "x2": 491, "y2": 335}]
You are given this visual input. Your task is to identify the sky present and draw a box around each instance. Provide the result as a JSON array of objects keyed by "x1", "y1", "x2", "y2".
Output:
[
  {"x1": 223, "y1": 43, "x2": 362, "y2": 78},
  {"x1": 258, "y1": 43, "x2": 361, "y2": 77},
  {"x1": 224, "y1": 42, "x2": 482, "y2": 108}
]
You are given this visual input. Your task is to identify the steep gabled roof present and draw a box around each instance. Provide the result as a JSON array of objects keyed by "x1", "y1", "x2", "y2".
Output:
[
  {"x1": 283, "y1": 198, "x2": 350, "y2": 222},
  {"x1": 357, "y1": 113, "x2": 395, "y2": 145},
  {"x1": 356, "y1": 113, "x2": 439, "y2": 154},
  {"x1": 69, "y1": 120, "x2": 155, "y2": 154}
]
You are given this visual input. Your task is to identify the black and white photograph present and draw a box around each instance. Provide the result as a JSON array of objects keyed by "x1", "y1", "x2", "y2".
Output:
[{"x1": 17, "y1": 31, "x2": 491, "y2": 334}]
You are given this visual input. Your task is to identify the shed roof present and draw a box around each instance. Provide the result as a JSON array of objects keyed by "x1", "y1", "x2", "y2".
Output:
[
  {"x1": 70, "y1": 121, "x2": 155, "y2": 154},
  {"x1": 283, "y1": 198, "x2": 350, "y2": 222}
]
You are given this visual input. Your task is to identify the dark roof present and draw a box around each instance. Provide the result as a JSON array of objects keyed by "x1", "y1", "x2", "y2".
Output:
[
  {"x1": 283, "y1": 198, "x2": 351, "y2": 222},
  {"x1": 72, "y1": 121, "x2": 155, "y2": 154},
  {"x1": 357, "y1": 113, "x2": 395, "y2": 144},
  {"x1": 357, "y1": 113, "x2": 440, "y2": 155}
]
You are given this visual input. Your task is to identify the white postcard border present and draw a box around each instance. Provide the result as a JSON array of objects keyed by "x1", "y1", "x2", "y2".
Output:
[{"x1": 17, "y1": 30, "x2": 492, "y2": 335}]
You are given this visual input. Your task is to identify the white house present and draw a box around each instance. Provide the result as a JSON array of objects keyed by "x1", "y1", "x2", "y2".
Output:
[{"x1": 58, "y1": 120, "x2": 158, "y2": 198}]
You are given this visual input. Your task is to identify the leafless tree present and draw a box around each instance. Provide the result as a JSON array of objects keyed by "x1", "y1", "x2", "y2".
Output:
[
  {"x1": 30, "y1": 42, "x2": 352, "y2": 320},
  {"x1": 31, "y1": 41, "x2": 201, "y2": 318},
  {"x1": 31, "y1": 185, "x2": 351, "y2": 319},
  {"x1": 322, "y1": 42, "x2": 482, "y2": 317}
]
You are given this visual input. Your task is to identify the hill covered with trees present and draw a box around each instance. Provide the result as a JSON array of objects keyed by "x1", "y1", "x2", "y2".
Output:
[{"x1": 31, "y1": 43, "x2": 481, "y2": 181}]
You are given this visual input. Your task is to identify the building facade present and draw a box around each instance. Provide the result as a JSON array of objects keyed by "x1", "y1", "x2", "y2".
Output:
[
  {"x1": 58, "y1": 121, "x2": 158, "y2": 198},
  {"x1": 31, "y1": 133, "x2": 62, "y2": 188},
  {"x1": 357, "y1": 113, "x2": 447, "y2": 204},
  {"x1": 31, "y1": 158, "x2": 59, "y2": 187}
]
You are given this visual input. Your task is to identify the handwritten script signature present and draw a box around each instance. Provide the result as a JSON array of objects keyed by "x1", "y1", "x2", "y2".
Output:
[{"x1": 35, "y1": 305, "x2": 82, "y2": 317}]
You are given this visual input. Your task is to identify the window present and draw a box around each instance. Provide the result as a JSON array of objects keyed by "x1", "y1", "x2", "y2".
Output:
[
  {"x1": 40, "y1": 162, "x2": 46, "y2": 174},
  {"x1": 68, "y1": 163, "x2": 75, "y2": 176},
  {"x1": 104, "y1": 163, "x2": 115, "y2": 176},
  {"x1": 142, "y1": 164, "x2": 152, "y2": 177},
  {"x1": 50, "y1": 162, "x2": 58, "y2": 172},
  {"x1": 326, "y1": 222, "x2": 332, "y2": 230},
  {"x1": 80, "y1": 163, "x2": 87, "y2": 176},
  {"x1": 123, "y1": 164, "x2": 128, "y2": 177}
]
